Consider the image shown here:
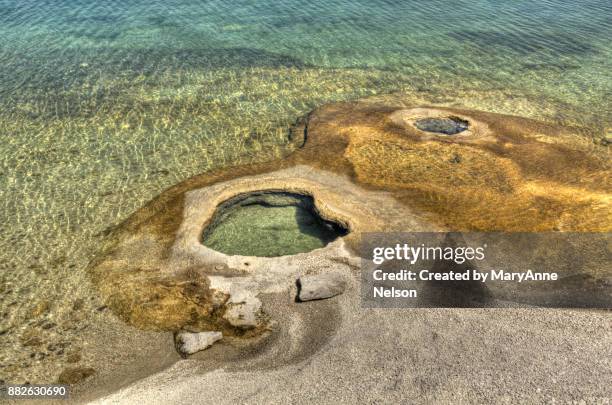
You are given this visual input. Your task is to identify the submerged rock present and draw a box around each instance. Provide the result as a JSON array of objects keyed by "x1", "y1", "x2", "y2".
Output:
[
  {"x1": 602, "y1": 128, "x2": 612, "y2": 145},
  {"x1": 298, "y1": 273, "x2": 346, "y2": 301},
  {"x1": 175, "y1": 331, "x2": 222, "y2": 357},
  {"x1": 57, "y1": 366, "x2": 96, "y2": 384}
]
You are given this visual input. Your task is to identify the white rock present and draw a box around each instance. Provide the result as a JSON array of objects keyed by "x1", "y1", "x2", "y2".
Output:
[
  {"x1": 298, "y1": 273, "x2": 346, "y2": 301},
  {"x1": 222, "y1": 289, "x2": 262, "y2": 329},
  {"x1": 175, "y1": 331, "x2": 222, "y2": 356}
]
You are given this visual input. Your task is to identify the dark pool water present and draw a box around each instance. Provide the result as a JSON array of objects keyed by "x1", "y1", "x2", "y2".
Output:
[{"x1": 415, "y1": 117, "x2": 469, "y2": 135}]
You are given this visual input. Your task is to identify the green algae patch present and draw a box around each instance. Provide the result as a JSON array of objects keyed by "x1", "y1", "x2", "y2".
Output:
[{"x1": 202, "y1": 191, "x2": 348, "y2": 257}]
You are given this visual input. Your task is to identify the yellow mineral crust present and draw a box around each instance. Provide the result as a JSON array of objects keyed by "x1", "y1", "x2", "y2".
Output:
[{"x1": 88, "y1": 101, "x2": 611, "y2": 333}]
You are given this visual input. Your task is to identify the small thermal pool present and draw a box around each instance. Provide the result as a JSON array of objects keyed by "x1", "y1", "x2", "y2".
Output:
[
  {"x1": 414, "y1": 117, "x2": 469, "y2": 135},
  {"x1": 201, "y1": 191, "x2": 348, "y2": 257}
]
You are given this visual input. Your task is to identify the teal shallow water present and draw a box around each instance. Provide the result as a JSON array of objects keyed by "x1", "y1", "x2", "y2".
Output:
[
  {"x1": 1, "y1": 0, "x2": 611, "y2": 118},
  {"x1": 0, "y1": 0, "x2": 610, "y2": 383}
]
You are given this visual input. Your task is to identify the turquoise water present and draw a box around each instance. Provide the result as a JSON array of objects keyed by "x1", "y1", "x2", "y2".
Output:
[
  {"x1": 0, "y1": 0, "x2": 610, "y2": 384},
  {"x1": 1, "y1": 0, "x2": 611, "y2": 119}
]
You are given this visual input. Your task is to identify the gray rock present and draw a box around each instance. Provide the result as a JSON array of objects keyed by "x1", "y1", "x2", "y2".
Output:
[
  {"x1": 298, "y1": 273, "x2": 346, "y2": 301},
  {"x1": 175, "y1": 331, "x2": 222, "y2": 357}
]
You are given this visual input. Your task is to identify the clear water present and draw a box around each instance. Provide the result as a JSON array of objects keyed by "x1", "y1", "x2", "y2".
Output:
[
  {"x1": 202, "y1": 192, "x2": 347, "y2": 257},
  {"x1": 203, "y1": 203, "x2": 342, "y2": 257},
  {"x1": 0, "y1": 0, "x2": 610, "y2": 383}
]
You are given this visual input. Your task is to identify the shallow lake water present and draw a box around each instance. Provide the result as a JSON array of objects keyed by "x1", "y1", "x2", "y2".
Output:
[{"x1": 0, "y1": 0, "x2": 610, "y2": 384}]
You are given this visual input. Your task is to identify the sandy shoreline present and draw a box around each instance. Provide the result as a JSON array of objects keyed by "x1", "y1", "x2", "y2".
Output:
[{"x1": 82, "y1": 289, "x2": 611, "y2": 404}]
